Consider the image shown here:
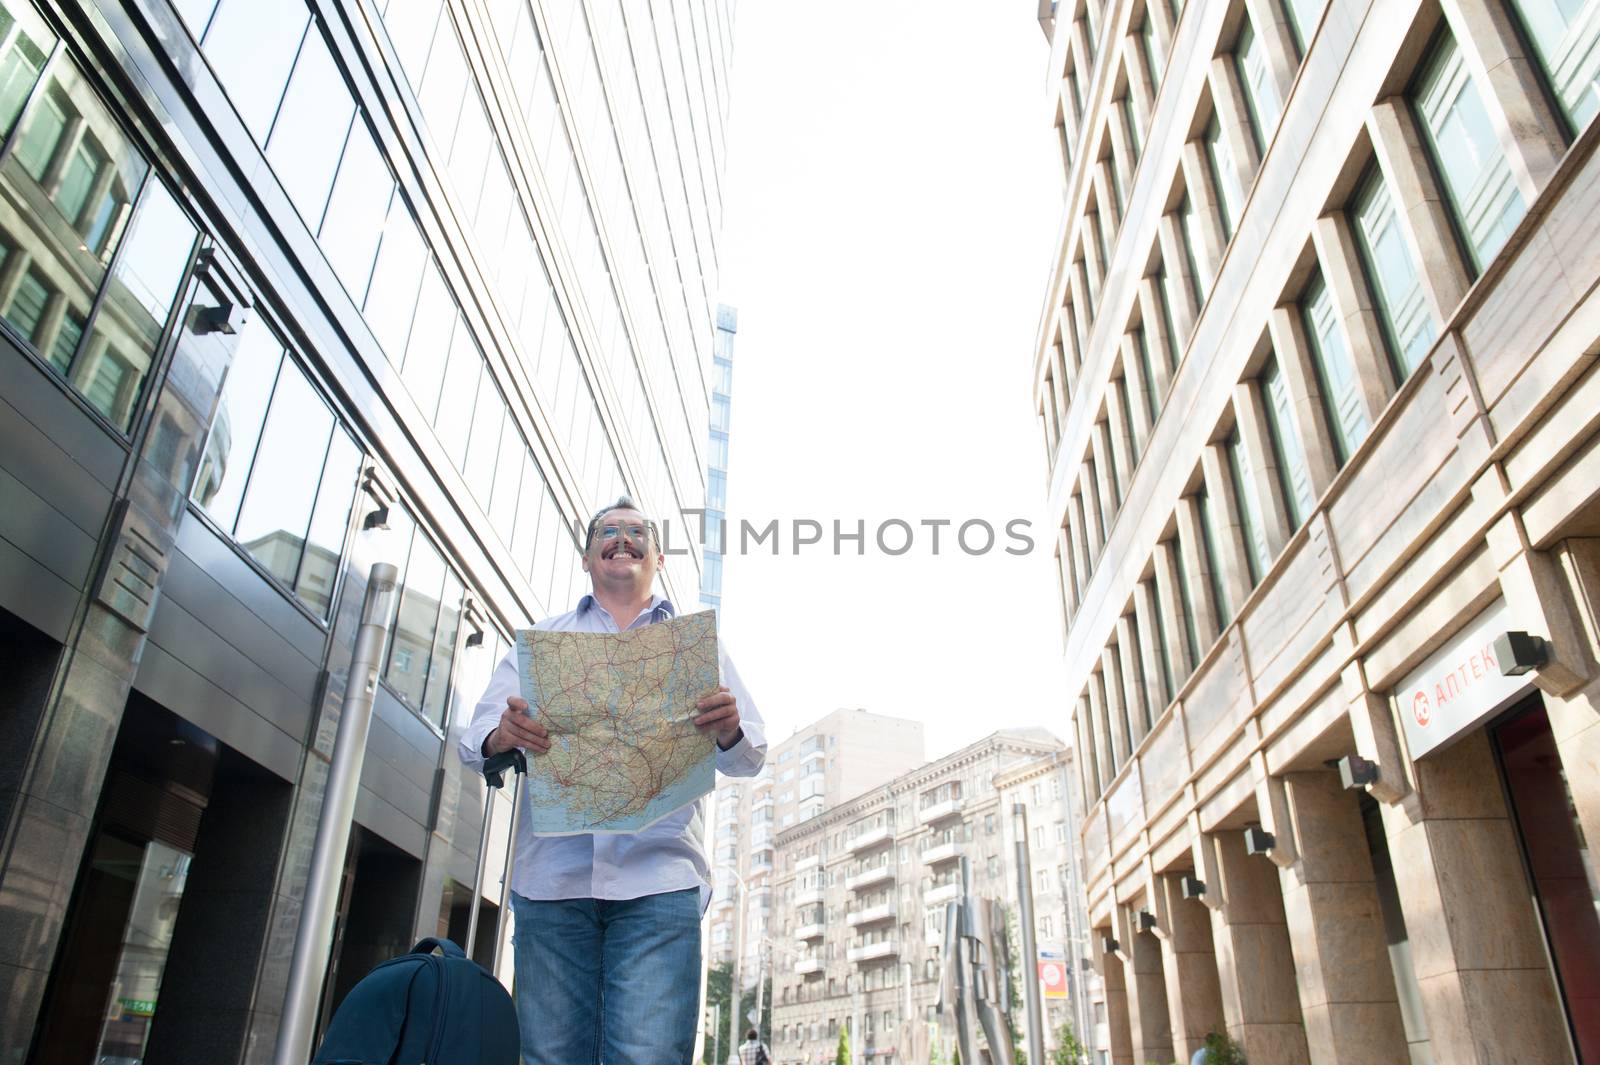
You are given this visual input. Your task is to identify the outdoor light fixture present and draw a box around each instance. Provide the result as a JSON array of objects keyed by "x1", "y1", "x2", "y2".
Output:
[
  {"x1": 1179, "y1": 875, "x2": 1206, "y2": 900},
  {"x1": 1136, "y1": 910, "x2": 1157, "y2": 933},
  {"x1": 362, "y1": 503, "x2": 390, "y2": 531},
  {"x1": 1336, "y1": 754, "x2": 1380, "y2": 790},
  {"x1": 1493, "y1": 631, "x2": 1549, "y2": 676},
  {"x1": 1243, "y1": 826, "x2": 1276, "y2": 856},
  {"x1": 1101, "y1": 935, "x2": 1120, "y2": 955},
  {"x1": 195, "y1": 299, "x2": 247, "y2": 335}
]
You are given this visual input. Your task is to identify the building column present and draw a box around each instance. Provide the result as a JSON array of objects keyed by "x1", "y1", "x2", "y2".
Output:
[
  {"x1": 1266, "y1": 305, "x2": 1342, "y2": 500},
  {"x1": 1126, "y1": 918, "x2": 1174, "y2": 1064},
  {"x1": 1378, "y1": 731, "x2": 1575, "y2": 1064},
  {"x1": 1208, "y1": 830, "x2": 1311, "y2": 1064},
  {"x1": 1278, "y1": 771, "x2": 1410, "y2": 1065},
  {"x1": 1156, "y1": 874, "x2": 1226, "y2": 1062},
  {"x1": 1096, "y1": 926, "x2": 1135, "y2": 1065},
  {"x1": 1311, "y1": 213, "x2": 1396, "y2": 418},
  {"x1": 1201, "y1": 442, "x2": 1256, "y2": 615}
]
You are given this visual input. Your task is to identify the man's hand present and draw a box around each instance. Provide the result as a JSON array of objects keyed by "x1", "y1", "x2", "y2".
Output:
[
  {"x1": 485, "y1": 696, "x2": 551, "y2": 756},
  {"x1": 694, "y1": 685, "x2": 743, "y2": 749}
]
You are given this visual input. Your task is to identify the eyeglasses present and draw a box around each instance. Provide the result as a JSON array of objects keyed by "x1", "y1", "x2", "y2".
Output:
[{"x1": 597, "y1": 522, "x2": 656, "y2": 543}]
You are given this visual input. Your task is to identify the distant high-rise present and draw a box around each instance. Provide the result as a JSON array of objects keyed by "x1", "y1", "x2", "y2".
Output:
[
  {"x1": 702, "y1": 303, "x2": 737, "y2": 613},
  {"x1": 1033, "y1": 1, "x2": 1600, "y2": 1063}
]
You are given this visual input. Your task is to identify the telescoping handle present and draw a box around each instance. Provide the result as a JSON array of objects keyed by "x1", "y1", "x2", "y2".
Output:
[
  {"x1": 483, "y1": 747, "x2": 527, "y2": 789},
  {"x1": 465, "y1": 748, "x2": 528, "y2": 965}
]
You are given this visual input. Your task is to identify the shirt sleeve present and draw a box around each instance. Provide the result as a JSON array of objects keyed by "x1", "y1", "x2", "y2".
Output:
[
  {"x1": 714, "y1": 643, "x2": 766, "y2": 777},
  {"x1": 458, "y1": 646, "x2": 522, "y2": 775}
]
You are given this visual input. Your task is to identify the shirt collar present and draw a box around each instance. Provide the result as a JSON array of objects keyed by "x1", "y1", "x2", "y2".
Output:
[{"x1": 577, "y1": 593, "x2": 676, "y2": 621}]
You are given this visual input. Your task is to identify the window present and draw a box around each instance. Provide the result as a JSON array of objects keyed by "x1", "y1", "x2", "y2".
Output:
[
  {"x1": 1351, "y1": 168, "x2": 1436, "y2": 380},
  {"x1": 1172, "y1": 537, "x2": 1203, "y2": 664},
  {"x1": 0, "y1": 3, "x2": 53, "y2": 141},
  {"x1": 363, "y1": 196, "x2": 427, "y2": 358},
  {"x1": 1132, "y1": 322, "x2": 1162, "y2": 423},
  {"x1": 1121, "y1": 93, "x2": 1142, "y2": 161},
  {"x1": 1225, "y1": 430, "x2": 1269, "y2": 583},
  {"x1": 1196, "y1": 487, "x2": 1232, "y2": 627},
  {"x1": 1235, "y1": 19, "x2": 1283, "y2": 148},
  {"x1": 1283, "y1": 0, "x2": 1327, "y2": 57},
  {"x1": 193, "y1": 320, "x2": 363, "y2": 619},
  {"x1": 1145, "y1": 575, "x2": 1177, "y2": 698},
  {"x1": 1204, "y1": 114, "x2": 1244, "y2": 237},
  {"x1": 1139, "y1": 11, "x2": 1163, "y2": 93},
  {"x1": 199, "y1": 0, "x2": 310, "y2": 142},
  {"x1": 1301, "y1": 273, "x2": 1370, "y2": 464},
  {"x1": 1260, "y1": 358, "x2": 1316, "y2": 527},
  {"x1": 264, "y1": 21, "x2": 355, "y2": 226},
  {"x1": 1176, "y1": 193, "x2": 1208, "y2": 303},
  {"x1": 1512, "y1": 0, "x2": 1600, "y2": 131},
  {"x1": 1411, "y1": 30, "x2": 1527, "y2": 271},
  {"x1": 318, "y1": 120, "x2": 394, "y2": 302}
]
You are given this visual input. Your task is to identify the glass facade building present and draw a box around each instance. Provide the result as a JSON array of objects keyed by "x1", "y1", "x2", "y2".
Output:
[
  {"x1": 1034, "y1": 0, "x2": 1600, "y2": 1063},
  {"x1": 701, "y1": 301, "x2": 734, "y2": 612},
  {"x1": 0, "y1": 0, "x2": 734, "y2": 1058}
]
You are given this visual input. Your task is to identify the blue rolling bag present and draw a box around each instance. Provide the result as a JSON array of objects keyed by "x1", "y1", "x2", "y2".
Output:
[{"x1": 311, "y1": 751, "x2": 527, "y2": 1064}]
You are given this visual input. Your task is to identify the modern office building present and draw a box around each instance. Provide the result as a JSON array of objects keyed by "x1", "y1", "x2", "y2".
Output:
[
  {"x1": 766, "y1": 728, "x2": 1074, "y2": 1065},
  {"x1": 0, "y1": 0, "x2": 733, "y2": 1059},
  {"x1": 709, "y1": 708, "x2": 927, "y2": 978},
  {"x1": 701, "y1": 301, "x2": 735, "y2": 612},
  {"x1": 1032, "y1": 0, "x2": 1600, "y2": 1062}
]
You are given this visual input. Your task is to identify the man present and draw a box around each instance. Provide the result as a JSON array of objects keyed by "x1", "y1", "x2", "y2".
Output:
[
  {"x1": 460, "y1": 497, "x2": 766, "y2": 1065},
  {"x1": 737, "y1": 1027, "x2": 770, "y2": 1065}
]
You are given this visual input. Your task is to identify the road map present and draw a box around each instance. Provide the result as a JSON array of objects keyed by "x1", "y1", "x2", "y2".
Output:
[{"x1": 514, "y1": 610, "x2": 720, "y2": 834}]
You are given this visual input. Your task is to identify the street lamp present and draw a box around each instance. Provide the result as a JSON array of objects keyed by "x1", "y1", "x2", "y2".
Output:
[{"x1": 717, "y1": 862, "x2": 754, "y2": 1065}]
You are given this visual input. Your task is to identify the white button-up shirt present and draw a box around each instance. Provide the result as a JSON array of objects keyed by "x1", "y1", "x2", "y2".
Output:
[{"x1": 459, "y1": 594, "x2": 765, "y2": 907}]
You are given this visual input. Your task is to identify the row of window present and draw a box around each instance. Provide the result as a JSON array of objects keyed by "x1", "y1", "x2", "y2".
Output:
[
  {"x1": 1049, "y1": 0, "x2": 1598, "y2": 636},
  {"x1": 1062, "y1": 0, "x2": 1600, "y2": 802}
]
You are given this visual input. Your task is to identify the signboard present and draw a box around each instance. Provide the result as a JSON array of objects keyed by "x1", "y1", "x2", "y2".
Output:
[
  {"x1": 1038, "y1": 957, "x2": 1068, "y2": 999},
  {"x1": 1394, "y1": 600, "x2": 1531, "y2": 759}
]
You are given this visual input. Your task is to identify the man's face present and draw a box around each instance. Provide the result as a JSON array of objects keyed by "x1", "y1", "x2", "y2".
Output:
[{"x1": 581, "y1": 508, "x2": 663, "y2": 590}]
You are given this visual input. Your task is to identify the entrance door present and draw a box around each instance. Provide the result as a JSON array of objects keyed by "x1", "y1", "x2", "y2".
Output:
[{"x1": 1493, "y1": 699, "x2": 1600, "y2": 1062}]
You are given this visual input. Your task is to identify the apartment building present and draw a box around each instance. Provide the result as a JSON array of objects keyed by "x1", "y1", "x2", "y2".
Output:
[
  {"x1": 1032, "y1": 0, "x2": 1600, "y2": 1062},
  {"x1": 701, "y1": 302, "x2": 737, "y2": 613},
  {"x1": 0, "y1": 0, "x2": 734, "y2": 1058},
  {"x1": 710, "y1": 708, "x2": 927, "y2": 977},
  {"x1": 767, "y1": 728, "x2": 1074, "y2": 1065}
]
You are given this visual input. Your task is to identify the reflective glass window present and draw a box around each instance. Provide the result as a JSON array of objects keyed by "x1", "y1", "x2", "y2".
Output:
[
  {"x1": 434, "y1": 327, "x2": 480, "y2": 468},
  {"x1": 708, "y1": 469, "x2": 727, "y2": 510},
  {"x1": 293, "y1": 428, "x2": 361, "y2": 616},
  {"x1": 1133, "y1": 323, "x2": 1161, "y2": 421},
  {"x1": 711, "y1": 393, "x2": 730, "y2": 431},
  {"x1": 233, "y1": 363, "x2": 335, "y2": 586},
  {"x1": 265, "y1": 24, "x2": 355, "y2": 227},
  {"x1": 73, "y1": 179, "x2": 198, "y2": 429},
  {"x1": 201, "y1": 0, "x2": 308, "y2": 143},
  {"x1": 1205, "y1": 113, "x2": 1244, "y2": 238},
  {"x1": 401, "y1": 261, "x2": 454, "y2": 416},
  {"x1": 1195, "y1": 488, "x2": 1232, "y2": 627},
  {"x1": 420, "y1": 568, "x2": 462, "y2": 726},
  {"x1": 1170, "y1": 538, "x2": 1202, "y2": 665},
  {"x1": 1411, "y1": 31, "x2": 1527, "y2": 271},
  {"x1": 1284, "y1": 0, "x2": 1326, "y2": 55},
  {"x1": 1226, "y1": 430, "x2": 1269, "y2": 584},
  {"x1": 511, "y1": 454, "x2": 543, "y2": 576},
  {"x1": 170, "y1": 0, "x2": 218, "y2": 37},
  {"x1": 1139, "y1": 12, "x2": 1161, "y2": 92},
  {"x1": 380, "y1": 0, "x2": 443, "y2": 90},
  {"x1": 317, "y1": 120, "x2": 393, "y2": 302},
  {"x1": 417, "y1": 18, "x2": 467, "y2": 152},
  {"x1": 488, "y1": 424, "x2": 523, "y2": 538},
  {"x1": 447, "y1": 90, "x2": 492, "y2": 219},
  {"x1": 0, "y1": 2, "x2": 54, "y2": 142},
  {"x1": 1121, "y1": 94, "x2": 1142, "y2": 160},
  {"x1": 463, "y1": 377, "x2": 505, "y2": 502},
  {"x1": 194, "y1": 319, "x2": 284, "y2": 529},
  {"x1": 362, "y1": 197, "x2": 426, "y2": 358},
  {"x1": 1352, "y1": 167, "x2": 1435, "y2": 381},
  {"x1": 1260, "y1": 358, "x2": 1315, "y2": 528},
  {"x1": 1511, "y1": 0, "x2": 1600, "y2": 129},
  {"x1": 1177, "y1": 194, "x2": 1208, "y2": 302},
  {"x1": 1235, "y1": 20, "x2": 1283, "y2": 151},
  {"x1": 386, "y1": 527, "x2": 446, "y2": 710},
  {"x1": 1301, "y1": 273, "x2": 1370, "y2": 465}
]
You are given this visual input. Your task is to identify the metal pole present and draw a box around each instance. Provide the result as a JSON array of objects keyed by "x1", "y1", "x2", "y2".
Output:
[
  {"x1": 1058, "y1": 759, "x2": 1093, "y2": 1048},
  {"x1": 463, "y1": 783, "x2": 498, "y2": 959},
  {"x1": 1012, "y1": 804, "x2": 1047, "y2": 1065},
  {"x1": 728, "y1": 870, "x2": 745, "y2": 1065},
  {"x1": 274, "y1": 563, "x2": 399, "y2": 1065},
  {"x1": 711, "y1": 1002, "x2": 721, "y2": 1065},
  {"x1": 754, "y1": 945, "x2": 766, "y2": 1041}
]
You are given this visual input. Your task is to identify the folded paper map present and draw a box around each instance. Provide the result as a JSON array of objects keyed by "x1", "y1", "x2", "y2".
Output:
[{"x1": 514, "y1": 610, "x2": 719, "y2": 834}]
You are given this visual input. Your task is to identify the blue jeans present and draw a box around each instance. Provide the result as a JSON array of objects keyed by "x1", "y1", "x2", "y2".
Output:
[{"x1": 511, "y1": 889, "x2": 701, "y2": 1065}]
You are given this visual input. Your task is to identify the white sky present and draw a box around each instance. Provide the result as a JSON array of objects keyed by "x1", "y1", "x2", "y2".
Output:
[{"x1": 713, "y1": 1, "x2": 1068, "y2": 761}]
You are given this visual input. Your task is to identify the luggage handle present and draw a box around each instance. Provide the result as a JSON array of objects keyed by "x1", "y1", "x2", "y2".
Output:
[
  {"x1": 483, "y1": 748, "x2": 527, "y2": 790},
  {"x1": 410, "y1": 937, "x2": 467, "y2": 959}
]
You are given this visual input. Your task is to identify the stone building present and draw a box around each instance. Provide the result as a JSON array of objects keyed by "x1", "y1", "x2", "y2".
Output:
[
  {"x1": 767, "y1": 728, "x2": 1076, "y2": 1065},
  {"x1": 1032, "y1": 0, "x2": 1600, "y2": 1062},
  {"x1": 0, "y1": 0, "x2": 734, "y2": 1057},
  {"x1": 710, "y1": 708, "x2": 926, "y2": 979}
]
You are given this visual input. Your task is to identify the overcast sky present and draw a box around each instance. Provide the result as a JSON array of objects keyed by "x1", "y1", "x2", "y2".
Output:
[{"x1": 713, "y1": 2, "x2": 1066, "y2": 761}]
